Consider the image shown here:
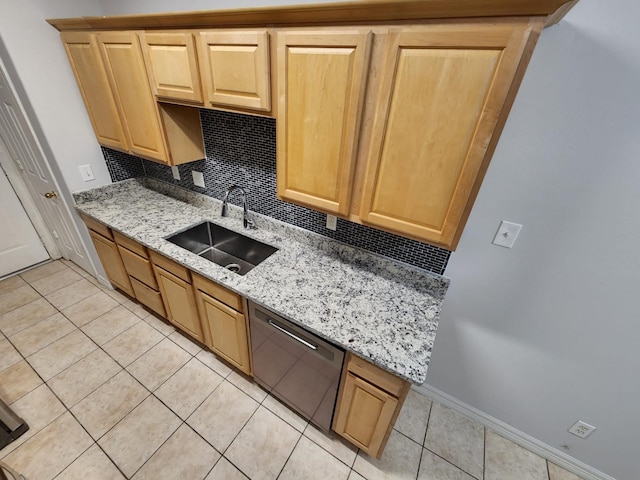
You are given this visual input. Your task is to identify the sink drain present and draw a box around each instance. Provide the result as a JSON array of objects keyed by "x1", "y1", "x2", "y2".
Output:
[{"x1": 225, "y1": 263, "x2": 241, "y2": 273}]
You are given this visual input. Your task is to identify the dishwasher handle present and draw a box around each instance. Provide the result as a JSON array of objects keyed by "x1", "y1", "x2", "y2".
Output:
[{"x1": 268, "y1": 319, "x2": 318, "y2": 350}]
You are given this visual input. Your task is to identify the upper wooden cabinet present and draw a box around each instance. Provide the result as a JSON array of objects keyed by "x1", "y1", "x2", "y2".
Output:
[
  {"x1": 276, "y1": 20, "x2": 541, "y2": 249},
  {"x1": 141, "y1": 32, "x2": 203, "y2": 104},
  {"x1": 61, "y1": 31, "x2": 204, "y2": 165},
  {"x1": 276, "y1": 30, "x2": 372, "y2": 216},
  {"x1": 358, "y1": 21, "x2": 541, "y2": 248},
  {"x1": 97, "y1": 31, "x2": 170, "y2": 162},
  {"x1": 197, "y1": 30, "x2": 271, "y2": 112},
  {"x1": 61, "y1": 32, "x2": 129, "y2": 151}
]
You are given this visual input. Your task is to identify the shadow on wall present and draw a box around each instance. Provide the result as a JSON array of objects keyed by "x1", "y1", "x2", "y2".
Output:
[{"x1": 426, "y1": 19, "x2": 640, "y2": 480}]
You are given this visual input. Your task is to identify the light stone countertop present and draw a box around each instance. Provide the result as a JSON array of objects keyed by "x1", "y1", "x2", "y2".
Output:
[{"x1": 73, "y1": 178, "x2": 449, "y2": 384}]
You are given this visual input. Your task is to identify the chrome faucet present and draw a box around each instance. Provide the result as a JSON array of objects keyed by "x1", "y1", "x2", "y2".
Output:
[{"x1": 221, "y1": 185, "x2": 254, "y2": 229}]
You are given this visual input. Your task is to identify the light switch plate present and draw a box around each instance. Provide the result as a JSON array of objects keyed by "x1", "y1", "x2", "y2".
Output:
[
  {"x1": 171, "y1": 166, "x2": 181, "y2": 181},
  {"x1": 492, "y1": 221, "x2": 522, "y2": 248},
  {"x1": 78, "y1": 164, "x2": 95, "y2": 182},
  {"x1": 192, "y1": 171, "x2": 205, "y2": 188},
  {"x1": 326, "y1": 214, "x2": 337, "y2": 231}
]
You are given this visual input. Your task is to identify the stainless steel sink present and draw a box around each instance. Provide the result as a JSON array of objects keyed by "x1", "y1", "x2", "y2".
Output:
[{"x1": 166, "y1": 222, "x2": 278, "y2": 275}]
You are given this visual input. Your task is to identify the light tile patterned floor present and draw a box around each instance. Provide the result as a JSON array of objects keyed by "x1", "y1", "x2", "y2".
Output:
[{"x1": 0, "y1": 260, "x2": 585, "y2": 480}]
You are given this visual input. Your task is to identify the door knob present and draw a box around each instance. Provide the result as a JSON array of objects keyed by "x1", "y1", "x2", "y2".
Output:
[{"x1": 43, "y1": 191, "x2": 58, "y2": 199}]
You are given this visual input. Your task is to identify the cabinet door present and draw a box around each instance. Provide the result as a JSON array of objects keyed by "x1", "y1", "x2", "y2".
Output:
[
  {"x1": 61, "y1": 32, "x2": 129, "y2": 151},
  {"x1": 88, "y1": 230, "x2": 134, "y2": 296},
  {"x1": 197, "y1": 290, "x2": 251, "y2": 375},
  {"x1": 97, "y1": 31, "x2": 169, "y2": 162},
  {"x1": 333, "y1": 372, "x2": 398, "y2": 457},
  {"x1": 154, "y1": 265, "x2": 203, "y2": 341},
  {"x1": 141, "y1": 32, "x2": 203, "y2": 104},
  {"x1": 359, "y1": 21, "x2": 540, "y2": 249},
  {"x1": 198, "y1": 30, "x2": 270, "y2": 111},
  {"x1": 276, "y1": 30, "x2": 371, "y2": 216}
]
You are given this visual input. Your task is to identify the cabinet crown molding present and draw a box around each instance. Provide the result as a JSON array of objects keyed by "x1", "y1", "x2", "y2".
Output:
[{"x1": 47, "y1": 0, "x2": 577, "y2": 32}]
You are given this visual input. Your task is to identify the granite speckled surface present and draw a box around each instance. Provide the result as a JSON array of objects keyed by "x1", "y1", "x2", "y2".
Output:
[{"x1": 73, "y1": 178, "x2": 449, "y2": 384}]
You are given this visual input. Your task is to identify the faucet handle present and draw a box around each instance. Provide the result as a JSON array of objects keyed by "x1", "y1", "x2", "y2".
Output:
[{"x1": 244, "y1": 216, "x2": 256, "y2": 229}]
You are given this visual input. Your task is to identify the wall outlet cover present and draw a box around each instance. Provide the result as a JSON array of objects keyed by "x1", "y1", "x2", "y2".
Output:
[
  {"x1": 78, "y1": 164, "x2": 95, "y2": 182},
  {"x1": 568, "y1": 420, "x2": 596, "y2": 438},
  {"x1": 492, "y1": 220, "x2": 522, "y2": 248},
  {"x1": 326, "y1": 214, "x2": 337, "y2": 231},
  {"x1": 192, "y1": 170, "x2": 205, "y2": 188}
]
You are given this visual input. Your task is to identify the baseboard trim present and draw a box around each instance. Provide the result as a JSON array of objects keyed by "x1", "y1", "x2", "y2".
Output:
[{"x1": 413, "y1": 384, "x2": 614, "y2": 480}]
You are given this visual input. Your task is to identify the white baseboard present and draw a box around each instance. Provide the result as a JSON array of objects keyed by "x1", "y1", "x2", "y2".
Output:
[{"x1": 413, "y1": 384, "x2": 614, "y2": 480}]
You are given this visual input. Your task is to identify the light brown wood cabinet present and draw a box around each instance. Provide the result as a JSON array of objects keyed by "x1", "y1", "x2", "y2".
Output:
[
  {"x1": 61, "y1": 32, "x2": 129, "y2": 152},
  {"x1": 150, "y1": 251, "x2": 204, "y2": 341},
  {"x1": 359, "y1": 21, "x2": 541, "y2": 249},
  {"x1": 141, "y1": 32, "x2": 204, "y2": 104},
  {"x1": 276, "y1": 29, "x2": 372, "y2": 216},
  {"x1": 333, "y1": 353, "x2": 410, "y2": 458},
  {"x1": 193, "y1": 274, "x2": 252, "y2": 375},
  {"x1": 197, "y1": 30, "x2": 271, "y2": 112},
  {"x1": 113, "y1": 232, "x2": 165, "y2": 317},
  {"x1": 62, "y1": 31, "x2": 204, "y2": 166},
  {"x1": 277, "y1": 19, "x2": 542, "y2": 250},
  {"x1": 81, "y1": 215, "x2": 134, "y2": 297}
]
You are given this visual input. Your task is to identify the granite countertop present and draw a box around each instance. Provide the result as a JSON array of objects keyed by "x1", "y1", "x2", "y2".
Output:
[{"x1": 73, "y1": 178, "x2": 449, "y2": 384}]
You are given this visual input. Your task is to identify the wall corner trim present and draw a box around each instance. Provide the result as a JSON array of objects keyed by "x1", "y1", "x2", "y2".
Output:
[{"x1": 414, "y1": 383, "x2": 614, "y2": 480}]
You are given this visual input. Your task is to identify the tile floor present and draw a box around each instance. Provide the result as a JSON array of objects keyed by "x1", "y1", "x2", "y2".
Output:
[{"x1": 0, "y1": 260, "x2": 585, "y2": 480}]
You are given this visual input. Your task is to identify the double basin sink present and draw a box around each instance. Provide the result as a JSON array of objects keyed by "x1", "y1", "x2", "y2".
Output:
[{"x1": 166, "y1": 221, "x2": 278, "y2": 275}]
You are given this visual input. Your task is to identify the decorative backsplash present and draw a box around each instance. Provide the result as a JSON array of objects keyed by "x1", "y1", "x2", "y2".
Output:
[{"x1": 101, "y1": 109, "x2": 451, "y2": 275}]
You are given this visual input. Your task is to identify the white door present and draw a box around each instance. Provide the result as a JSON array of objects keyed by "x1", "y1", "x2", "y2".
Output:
[
  {"x1": 0, "y1": 60, "x2": 90, "y2": 271},
  {"x1": 0, "y1": 162, "x2": 48, "y2": 277}
]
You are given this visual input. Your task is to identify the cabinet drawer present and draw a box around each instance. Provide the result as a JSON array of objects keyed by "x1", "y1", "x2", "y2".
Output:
[
  {"x1": 193, "y1": 273, "x2": 243, "y2": 312},
  {"x1": 346, "y1": 353, "x2": 407, "y2": 397},
  {"x1": 130, "y1": 276, "x2": 165, "y2": 317},
  {"x1": 118, "y1": 245, "x2": 158, "y2": 289},
  {"x1": 113, "y1": 231, "x2": 148, "y2": 258},
  {"x1": 81, "y1": 214, "x2": 113, "y2": 239},
  {"x1": 149, "y1": 250, "x2": 190, "y2": 282}
]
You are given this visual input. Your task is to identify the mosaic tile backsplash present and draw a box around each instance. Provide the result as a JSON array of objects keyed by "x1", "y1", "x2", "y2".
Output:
[{"x1": 101, "y1": 109, "x2": 451, "y2": 275}]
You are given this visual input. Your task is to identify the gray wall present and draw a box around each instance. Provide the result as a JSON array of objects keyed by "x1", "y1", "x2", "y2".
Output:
[{"x1": 426, "y1": 2, "x2": 640, "y2": 479}]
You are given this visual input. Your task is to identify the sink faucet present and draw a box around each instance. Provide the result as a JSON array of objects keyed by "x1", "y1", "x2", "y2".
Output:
[{"x1": 221, "y1": 185, "x2": 254, "y2": 229}]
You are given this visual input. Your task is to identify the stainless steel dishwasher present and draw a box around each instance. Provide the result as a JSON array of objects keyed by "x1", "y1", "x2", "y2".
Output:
[{"x1": 248, "y1": 301, "x2": 344, "y2": 432}]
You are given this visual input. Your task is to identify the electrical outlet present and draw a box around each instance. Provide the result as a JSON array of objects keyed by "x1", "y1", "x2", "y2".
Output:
[
  {"x1": 78, "y1": 164, "x2": 95, "y2": 182},
  {"x1": 326, "y1": 214, "x2": 337, "y2": 231},
  {"x1": 492, "y1": 220, "x2": 522, "y2": 248},
  {"x1": 171, "y1": 166, "x2": 181, "y2": 180},
  {"x1": 192, "y1": 171, "x2": 205, "y2": 188},
  {"x1": 568, "y1": 421, "x2": 596, "y2": 438}
]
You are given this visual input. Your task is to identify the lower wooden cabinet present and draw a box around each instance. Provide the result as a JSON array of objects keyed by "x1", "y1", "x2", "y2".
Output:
[
  {"x1": 87, "y1": 230, "x2": 134, "y2": 297},
  {"x1": 153, "y1": 261, "x2": 204, "y2": 341},
  {"x1": 333, "y1": 353, "x2": 410, "y2": 458},
  {"x1": 194, "y1": 274, "x2": 252, "y2": 375}
]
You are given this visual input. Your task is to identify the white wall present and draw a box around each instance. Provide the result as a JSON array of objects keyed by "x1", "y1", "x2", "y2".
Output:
[
  {"x1": 0, "y1": 0, "x2": 109, "y2": 193},
  {"x1": 426, "y1": 2, "x2": 640, "y2": 479},
  {"x1": 99, "y1": 0, "x2": 343, "y2": 15}
]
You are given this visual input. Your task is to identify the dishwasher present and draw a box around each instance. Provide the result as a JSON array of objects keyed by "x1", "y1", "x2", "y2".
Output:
[{"x1": 248, "y1": 301, "x2": 344, "y2": 432}]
